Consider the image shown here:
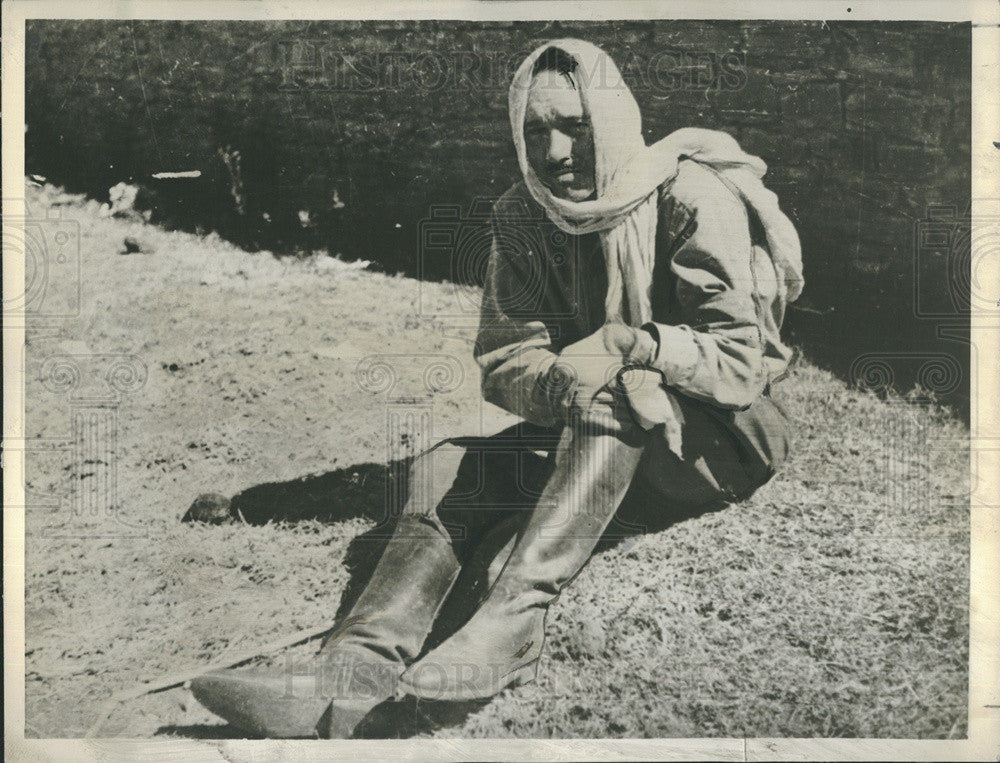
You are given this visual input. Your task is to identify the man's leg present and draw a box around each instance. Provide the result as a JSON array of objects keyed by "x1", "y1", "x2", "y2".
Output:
[
  {"x1": 315, "y1": 423, "x2": 560, "y2": 737},
  {"x1": 189, "y1": 423, "x2": 558, "y2": 737},
  {"x1": 398, "y1": 390, "x2": 792, "y2": 702},
  {"x1": 399, "y1": 421, "x2": 647, "y2": 701},
  {"x1": 635, "y1": 391, "x2": 791, "y2": 514}
]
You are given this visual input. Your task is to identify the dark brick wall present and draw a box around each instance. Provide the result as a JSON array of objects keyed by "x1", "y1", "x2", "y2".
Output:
[{"x1": 25, "y1": 20, "x2": 972, "y2": 411}]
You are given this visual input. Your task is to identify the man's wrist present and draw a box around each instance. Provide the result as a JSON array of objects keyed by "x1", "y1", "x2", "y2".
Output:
[
  {"x1": 633, "y1": 323, "x2": 660, "y2": 366},
  {"x1": 542, "y1": 359, "x2": 577, "y2": 423}
]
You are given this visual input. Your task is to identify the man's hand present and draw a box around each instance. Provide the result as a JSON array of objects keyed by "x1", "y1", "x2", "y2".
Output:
[
  {"x1": 543, "y1": 324, "x2": 658, "y2": 435},
  {"x1": 600, "y1": 322, "x2": 659, "y2": 366}
]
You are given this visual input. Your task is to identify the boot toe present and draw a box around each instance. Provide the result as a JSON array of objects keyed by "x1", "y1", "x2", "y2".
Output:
[
  {"x1": 189, "y1": 670, "x2": 330, "y2": 738},
  {"x1": 400, "y1": 650, "x2": 536, "y2": 701}
]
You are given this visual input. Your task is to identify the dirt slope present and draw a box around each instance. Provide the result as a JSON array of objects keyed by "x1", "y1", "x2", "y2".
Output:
[{"x1": 22, "y1": 182, "x2": 969, "y2": 739}]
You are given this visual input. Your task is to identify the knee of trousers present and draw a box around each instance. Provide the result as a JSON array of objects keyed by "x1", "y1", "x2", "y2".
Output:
[
  {"x1": 399, "y1": 440, "x2": 470, "y2": 521},
  {"x1": 400, "y1": 436, "x2": 551, "y2": 548}
]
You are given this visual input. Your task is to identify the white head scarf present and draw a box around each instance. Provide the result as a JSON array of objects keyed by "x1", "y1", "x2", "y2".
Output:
[{"x1": 509, "y1": 39, "x2": 804, "y2": 325}]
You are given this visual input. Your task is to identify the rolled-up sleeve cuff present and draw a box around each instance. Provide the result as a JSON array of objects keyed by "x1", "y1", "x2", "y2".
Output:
[{"x1": 644, "y1": 322, "x2": 700, "y2": 386}]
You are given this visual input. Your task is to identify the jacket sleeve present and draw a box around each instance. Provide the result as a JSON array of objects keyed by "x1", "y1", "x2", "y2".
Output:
[
  {"x1": 645, "y1": 161, "x2": 767, "y2": 410},
  {"x1": 474, "y1": 212, "x2": 562, "y2": 427}
]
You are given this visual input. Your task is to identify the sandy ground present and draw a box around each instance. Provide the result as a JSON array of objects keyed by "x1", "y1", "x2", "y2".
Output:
[{"x1": 22, "y1": 182, "x2": 970, "y2": 739}]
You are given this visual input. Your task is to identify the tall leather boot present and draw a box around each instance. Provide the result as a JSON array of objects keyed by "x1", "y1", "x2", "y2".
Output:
[
  {"x1": 190, "y1": 512, "x2": 461, "y2": 737},
  {"x1": 398, "y1": 425, "x2": 646, "y2": 701}
]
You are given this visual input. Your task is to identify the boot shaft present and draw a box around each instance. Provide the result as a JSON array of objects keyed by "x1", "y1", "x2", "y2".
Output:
[{"x1": 323, "y1": 514, "x2": 461, "y2": 665}]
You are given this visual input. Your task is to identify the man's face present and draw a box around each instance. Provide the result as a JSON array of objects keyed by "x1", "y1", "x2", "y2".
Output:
[{"x1": 523, "y1": 70, "x2": 596, "y2": 202}]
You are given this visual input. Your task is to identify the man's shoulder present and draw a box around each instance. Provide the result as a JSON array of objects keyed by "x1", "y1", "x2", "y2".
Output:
[{"x1": 663, "y1": 159, "x2": 744, "y2": 217}]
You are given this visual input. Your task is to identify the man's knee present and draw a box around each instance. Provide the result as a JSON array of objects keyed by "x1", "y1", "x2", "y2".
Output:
[
  {"x1": 400, "y1": 439, "x2": 475, "y2": 518},
  {"x1": 405, "y1": 431, "x2": 554, "y2": 547}
]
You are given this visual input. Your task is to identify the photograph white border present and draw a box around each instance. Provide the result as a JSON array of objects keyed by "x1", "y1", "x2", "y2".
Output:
[{"x1": 4, "y1": 2, "x2": 997, "y2": 760}]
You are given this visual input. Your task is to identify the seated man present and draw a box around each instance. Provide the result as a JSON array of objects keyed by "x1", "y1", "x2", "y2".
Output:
[{"x1": 191, "y1": 38, "x2": 803, "y2": 738}]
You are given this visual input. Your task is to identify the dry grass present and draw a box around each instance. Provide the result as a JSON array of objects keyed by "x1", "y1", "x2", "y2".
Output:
[{"x1": 22, "y1": 183, "x2": 968, "y2": 738}]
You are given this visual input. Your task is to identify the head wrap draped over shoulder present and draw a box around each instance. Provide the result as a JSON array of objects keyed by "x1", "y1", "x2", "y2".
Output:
[{"x1": 508, "y1": 38, "x2": 805, "y2": 325}]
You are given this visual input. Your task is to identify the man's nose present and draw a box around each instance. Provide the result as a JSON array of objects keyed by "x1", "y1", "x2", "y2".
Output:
[{"x1": 546, "y1": 129, "x2": 574, "y2": 165}]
